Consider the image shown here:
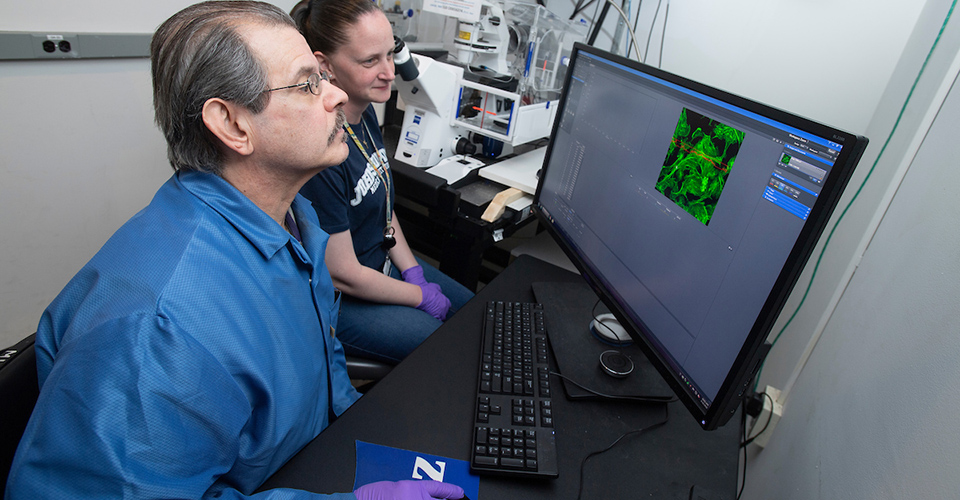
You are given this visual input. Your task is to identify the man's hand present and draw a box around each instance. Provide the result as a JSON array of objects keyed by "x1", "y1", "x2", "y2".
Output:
[{"x1": 354, "y1": 480, "x2": 465, "y2": 499}]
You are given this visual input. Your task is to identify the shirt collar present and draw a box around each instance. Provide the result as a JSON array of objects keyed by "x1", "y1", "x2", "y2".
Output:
[{"x1": 176, "y1": 171, "x2": 319, "y2": 262}]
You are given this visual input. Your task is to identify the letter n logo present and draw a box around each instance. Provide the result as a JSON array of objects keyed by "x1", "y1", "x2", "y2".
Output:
[{"x1": 412, "y1": 456, "x2": 446, "y2": 481}]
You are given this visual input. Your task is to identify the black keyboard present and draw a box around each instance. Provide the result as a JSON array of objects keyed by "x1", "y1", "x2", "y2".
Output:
[{"x1": 470, "y1": 301, "x2": 558, "y2": 478}]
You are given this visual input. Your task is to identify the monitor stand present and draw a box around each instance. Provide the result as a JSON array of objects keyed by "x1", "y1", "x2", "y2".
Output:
[{"x1": 532, "y1": 281, "x2": 674, "y2": 401}]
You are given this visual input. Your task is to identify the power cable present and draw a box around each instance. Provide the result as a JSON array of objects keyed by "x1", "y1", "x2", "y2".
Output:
[
  {"x1": 642, "y1": 0, "x2": 663, "y2": 62},
  {"x1": 574, "y1": 403, "x2": 670, "y2": 500}
]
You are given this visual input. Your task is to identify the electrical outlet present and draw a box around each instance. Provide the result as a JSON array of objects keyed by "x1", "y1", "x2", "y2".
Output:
[
  {"x1": 749, "y1": 385, "x2": 782, "y2": 448},
  {"x1": 31, "y1": 33, "x2": 80, "y2": 59},
  {"x1": 1, "y1": 32, "x2": 151, "y2": 60}
]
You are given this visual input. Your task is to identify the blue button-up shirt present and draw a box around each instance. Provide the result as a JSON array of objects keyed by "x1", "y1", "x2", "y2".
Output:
[{"x1": 7, "y1": 171, "x2": 360, "y2": 499}]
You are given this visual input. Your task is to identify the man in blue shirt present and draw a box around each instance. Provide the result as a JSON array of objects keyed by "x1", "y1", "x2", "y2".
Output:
[{"x1": 5, "y1": 2, "x2": 463, "y2": 499}]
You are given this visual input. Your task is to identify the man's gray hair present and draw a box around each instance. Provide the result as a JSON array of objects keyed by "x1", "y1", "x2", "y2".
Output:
[{"x1": 151, "y1": 1, "x2": 296, "y2": 175}]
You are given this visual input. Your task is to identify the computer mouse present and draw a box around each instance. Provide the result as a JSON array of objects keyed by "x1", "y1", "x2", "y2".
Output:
[{"x1": 589, "y1": 313, "x2": 632, "y2": 345}]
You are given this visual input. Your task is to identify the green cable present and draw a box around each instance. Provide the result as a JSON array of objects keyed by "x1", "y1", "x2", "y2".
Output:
[{"x1": 754, "y1": 0, "x2": 958, "y2": 391}]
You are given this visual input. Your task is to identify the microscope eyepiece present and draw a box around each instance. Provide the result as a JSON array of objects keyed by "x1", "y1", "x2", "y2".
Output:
[{"x1": 393, "y1": 36, "x2": 420, "y2": 81}]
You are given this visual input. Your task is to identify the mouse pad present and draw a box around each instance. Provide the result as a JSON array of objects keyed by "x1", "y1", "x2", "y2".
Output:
[{"x1": 532, "y1": 281, "x2": 673, "y2": 401}]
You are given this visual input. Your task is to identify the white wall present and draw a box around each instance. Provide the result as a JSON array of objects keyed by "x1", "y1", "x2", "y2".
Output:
[
  {"x1": 0, "y1": 57, "x2": 167, "y2": 347},
  {"x1": 742, "y1": 0, "x2": 960, "y2": 497},
  {"x1": 574, "y1": 0, "x2": 922, "y2": 135}
]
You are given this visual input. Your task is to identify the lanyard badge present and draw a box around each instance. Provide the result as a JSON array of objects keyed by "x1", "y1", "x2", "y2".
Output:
[{"x1": 345, "y1": 121, "x2": 395, "y2": 251}]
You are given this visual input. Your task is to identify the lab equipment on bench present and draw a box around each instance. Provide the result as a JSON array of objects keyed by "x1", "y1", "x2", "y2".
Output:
[{"x1": 393, "y1": 1, "x2": 586, "y2": 169}]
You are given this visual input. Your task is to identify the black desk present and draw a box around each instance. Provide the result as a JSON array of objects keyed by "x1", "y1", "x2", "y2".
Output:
[{"x1": 261, "y1": 255, "x2": 739, "y2": 499}]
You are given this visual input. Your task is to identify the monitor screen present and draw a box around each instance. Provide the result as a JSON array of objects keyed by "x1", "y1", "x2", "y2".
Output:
[{"x1": 533, "y1": 43, "x2": 868, "y2": 429}]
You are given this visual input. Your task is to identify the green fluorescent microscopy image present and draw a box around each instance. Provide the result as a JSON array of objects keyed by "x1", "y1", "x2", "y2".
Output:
[{"x1": 655, "y1": 108, "x2": 744, "y2": 225}]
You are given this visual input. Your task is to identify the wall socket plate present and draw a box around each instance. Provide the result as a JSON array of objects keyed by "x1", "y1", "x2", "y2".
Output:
[
  {"x1": 749, "y1": 385, "x2": 783, "y2": 448},
  {"x1": 0, "y1": 32, "x2": 150, "y2": 60}
]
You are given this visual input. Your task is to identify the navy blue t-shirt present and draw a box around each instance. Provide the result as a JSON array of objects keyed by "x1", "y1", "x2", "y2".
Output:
[{"x1": 301, "y1": 106, "x2": 394, "y2": 270}]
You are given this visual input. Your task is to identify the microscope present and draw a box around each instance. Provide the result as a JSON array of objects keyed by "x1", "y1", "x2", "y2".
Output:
[{"x1": 392, "y1": 1, "x2": 587, "y2": 172}]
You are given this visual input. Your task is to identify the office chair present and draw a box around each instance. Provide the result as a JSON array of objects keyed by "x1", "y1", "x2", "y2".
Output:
[
  {"x1": 0, "y1": 333, "x2": 39, "y2": 494},
  {"x1": 344, "y1": 355, "x2": 393, "y2": 392}
]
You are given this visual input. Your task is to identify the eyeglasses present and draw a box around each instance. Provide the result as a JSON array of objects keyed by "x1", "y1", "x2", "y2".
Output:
[{"x1": 262, "y1": 71, "x2": 330, "y2": 96}]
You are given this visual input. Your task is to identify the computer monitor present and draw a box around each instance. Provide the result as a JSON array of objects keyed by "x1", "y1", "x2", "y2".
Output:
[{"x1": 533, "y1": 43, "x2": 868, "y2": 430}]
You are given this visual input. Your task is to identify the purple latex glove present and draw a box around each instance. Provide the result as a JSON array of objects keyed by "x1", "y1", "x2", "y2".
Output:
[
  {"x1": 354, "y1": 480, "x2": 464, "y2": 500},
  {"x1": 416, "y1": 282, "x2": 451, "y2": 321},
  {"x1": 401, "y1": 265, "x2": 429, "y2": 287}
]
